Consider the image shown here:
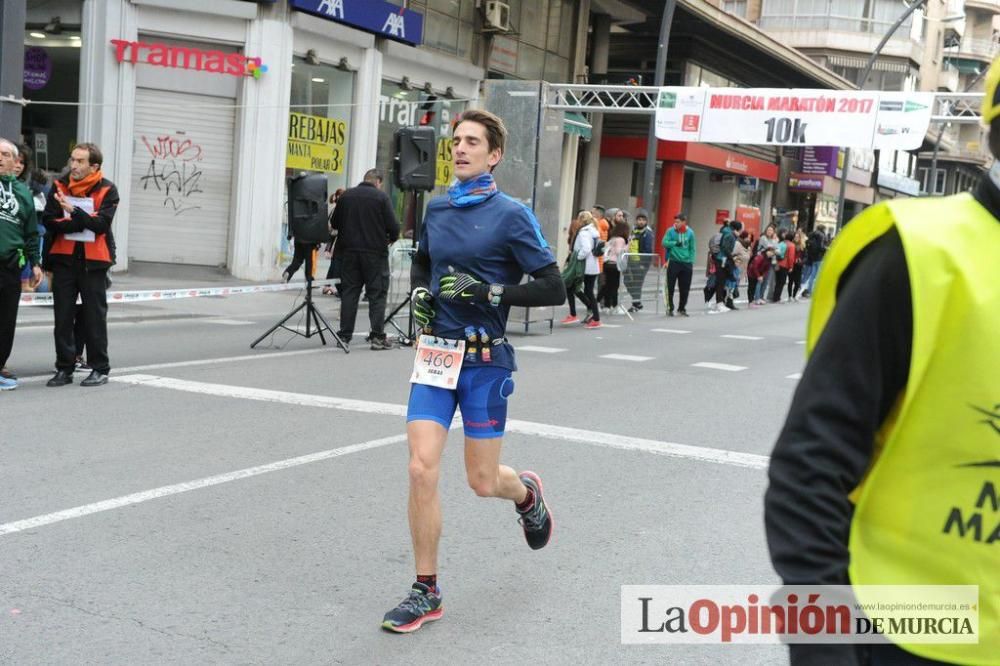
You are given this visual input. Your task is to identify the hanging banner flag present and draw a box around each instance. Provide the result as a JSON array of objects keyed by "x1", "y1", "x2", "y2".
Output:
[{"x1": 655, "y1": 87, "x2": 933, "y2": 150}]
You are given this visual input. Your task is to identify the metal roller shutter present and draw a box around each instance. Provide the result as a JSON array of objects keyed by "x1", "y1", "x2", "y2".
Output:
[{"x1": 130, "y1": 88, "x2": 236, "y2": 266}]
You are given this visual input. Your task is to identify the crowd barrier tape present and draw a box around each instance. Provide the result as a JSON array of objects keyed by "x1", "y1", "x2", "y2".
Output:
[{"x1": 18, "y1": 279, "x2": 336, "y2": 307}]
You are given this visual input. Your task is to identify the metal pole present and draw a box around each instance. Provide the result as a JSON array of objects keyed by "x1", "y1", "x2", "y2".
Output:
[
  {"x1": 641, "y1": 0, "x2": 676, "y2": 217},
  {"x1": 836, "y1": 0, "x2": 927, "y2": 228},
  {"x1": 0, "y1": 0, "x2": 27, "y2": 141}
]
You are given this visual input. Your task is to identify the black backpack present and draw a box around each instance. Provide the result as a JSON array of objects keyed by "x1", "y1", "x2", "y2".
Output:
[{"x1": 591, "y1": 239, "x2": 606, "y2": 257}]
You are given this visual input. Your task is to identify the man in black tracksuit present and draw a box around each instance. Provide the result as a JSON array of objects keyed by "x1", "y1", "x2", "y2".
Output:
[{"x1": 331, "y1": 168, "x2": 400, "y2": 350}]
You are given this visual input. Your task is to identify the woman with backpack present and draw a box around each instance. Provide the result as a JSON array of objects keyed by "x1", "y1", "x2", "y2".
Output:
[{"x1": 561, "y1": 210, "x2": 602, "y2": 328}]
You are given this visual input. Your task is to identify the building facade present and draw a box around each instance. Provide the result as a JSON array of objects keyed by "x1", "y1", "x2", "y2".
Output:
[{"x1": 14, "y1": 0, "x2": 604, "y2": 279}]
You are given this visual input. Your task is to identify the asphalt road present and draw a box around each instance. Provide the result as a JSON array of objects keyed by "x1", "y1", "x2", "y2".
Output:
[{"x1": 1, "y1": 289, "x2": 810, "y2": 665}]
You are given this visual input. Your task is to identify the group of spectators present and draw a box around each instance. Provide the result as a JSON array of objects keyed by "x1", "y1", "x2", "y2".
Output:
[
  {"x1": 560, "y1": 205, "x2": 832, "y2": 322},
  {"x1": 0, "y1": 139, "x2": 119, "y2": 391},
  {"x1": 560, "y1": 205, "x2": 655, "y2": 329}
]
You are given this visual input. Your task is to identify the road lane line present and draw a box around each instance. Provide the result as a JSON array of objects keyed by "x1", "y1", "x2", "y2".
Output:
[
  {"x1": 1, "y1": 376, "x2": 770, "y2": 536},
  {"x1": 786, "y1": 372, "x2": 802, "y2": 380},
  {"x1": 114, "y1": 375, "x2": 767, "y2": 470},
  {"x1": 651, "y1": 329, "x2": 691, "y2": 334},
  {"x1": 206, "y1": 319, "x2": 255, "y2": 326},
  {"x1": 691, "y1": 362, "x2": 748, "y2": 372},
  {"x1": 720, "y1": 335, "x2": 763, "y2": 341},
  {"x1": 0, "y1": 434, "x2": 407, "y2": 537},
  {"x1": 600, "y1": 354, "x2": 654, "y2": 362},
  {"x1": 516, "y1": 345, "x2": 568, "y2": 354}
]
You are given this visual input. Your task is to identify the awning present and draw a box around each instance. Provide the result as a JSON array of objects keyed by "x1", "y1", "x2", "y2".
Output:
[
  {"x1": 564, "y1": 112, "x2": 592, "y2": 141},
  {"x1": 944, "y1": 57, "x2": 984, "y2": 75}
]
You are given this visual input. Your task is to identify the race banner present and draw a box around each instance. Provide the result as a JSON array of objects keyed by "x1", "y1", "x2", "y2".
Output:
[{"x1": 655, "y1": 87, "x2": 934, "y2": 150}]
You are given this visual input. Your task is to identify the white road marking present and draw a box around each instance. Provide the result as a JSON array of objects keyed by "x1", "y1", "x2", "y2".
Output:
[
  {"x1": 0, "y1": 434, "x2": 408, "y2": 537},
  {"x1": 691, "y1": 362, "x2": 748, "y2": 372},
  {"x1": 516, "y1": 345, "x2": 567, "y2": 354},
  {"x1": 786, "y1": 372, "x2": 802, "y2": 380},
  {"x1": 796, "y1": 340, "x2": 807, "y2": 345},
  {"x1": 16, "y1": 348, "x2": 330, "y2": 385},
  {"x1": 651, "y1": 328, "x2": 691, "y2": 334},
  {"x1": 0, "y1": 375, "x2": 770, "y2": 536},
  {"x1": 721, "y1": 334, "x2": 763, "y2": 341},
  {"x1": 600, "y1": 354, "x2": 654, "y2": 362},
  {"x1": 206, "y1": 319, "x2": 255, "y2": 326},
  {"x1": 598, "y1": 323, "x2": 622, "y2": 328}
]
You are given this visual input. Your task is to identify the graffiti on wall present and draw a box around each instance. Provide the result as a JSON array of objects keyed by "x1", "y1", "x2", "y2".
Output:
[{"x1": 138, "y1": 135, "x2": 205, "y2": 216}]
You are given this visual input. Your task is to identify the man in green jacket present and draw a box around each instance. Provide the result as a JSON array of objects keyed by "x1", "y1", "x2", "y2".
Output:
[
  {"x1": 0, "y1": 139, "x2": 42, "y2": 391},
  {"x1": 662, "y1": 213, "x2": 695, "y2": 316}
]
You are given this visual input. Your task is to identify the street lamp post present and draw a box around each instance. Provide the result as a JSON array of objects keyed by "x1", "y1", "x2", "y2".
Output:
[
  {"x1": 640, "y1": 0, "x2": 677, "y2": 217},
  {"x1": 836, "y1": 0, "x2": 928, "y2": 228}
]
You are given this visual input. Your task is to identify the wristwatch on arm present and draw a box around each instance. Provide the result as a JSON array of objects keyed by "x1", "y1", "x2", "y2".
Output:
[{"x1": 488, "y1": 283, "x2": 504, "y2": 307}]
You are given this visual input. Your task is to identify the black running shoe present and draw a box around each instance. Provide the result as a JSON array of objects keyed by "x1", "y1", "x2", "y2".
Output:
[
  {"x1": 381, "y1": 583, "x2": 443, "y2": 633},
  {"x1": 517, "y1": 471, "x2": 553, "y2": 550}
]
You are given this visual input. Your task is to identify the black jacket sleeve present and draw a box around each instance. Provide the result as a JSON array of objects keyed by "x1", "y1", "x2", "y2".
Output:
[
  {"x1": 410, "y1": 248, "x2": 430, "y2": 292},
  {"x1": 765, "y1": 228, "x2": 912, "y2": 589},
  {"x1": 765, "y1": 229, "x2": 912, "y2": 666},
  {"x1": 500, "y1": 263, "x2": 566, "y2": 307},
  {"x1": 382, "y1": 192, "x2": 400, "y2": 244}
]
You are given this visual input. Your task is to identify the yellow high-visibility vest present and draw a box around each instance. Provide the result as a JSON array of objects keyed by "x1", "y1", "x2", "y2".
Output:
[{"x1": 808, "y1": 193, "x2": 1000, "y2": 665}]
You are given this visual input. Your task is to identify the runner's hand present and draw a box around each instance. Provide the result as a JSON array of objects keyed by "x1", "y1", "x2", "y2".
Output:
[
  {"x1": 411, "y1": 287, "x2": 436, "y2": 328},
  {"x1": 438, "y1": 272, "x2": 488, "y2": 304}
]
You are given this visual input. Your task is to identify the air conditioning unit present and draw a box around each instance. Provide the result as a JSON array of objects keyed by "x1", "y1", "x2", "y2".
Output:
[{"x1": 484, "y1": 1, "x2": 511, "y2": 32}]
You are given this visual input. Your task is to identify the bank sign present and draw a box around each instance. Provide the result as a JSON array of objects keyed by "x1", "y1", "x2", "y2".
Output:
[{"x1": 289, "y1": 0, "x2": 424, "y2": 46}]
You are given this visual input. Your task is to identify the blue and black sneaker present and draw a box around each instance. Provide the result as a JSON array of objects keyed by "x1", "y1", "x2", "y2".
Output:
[
  {"x1": 381, "y1": 582, "x2": 443, "y2": 633},
  {"x1": 517, "y1": 471, "x2": 553, "y2": 550}
]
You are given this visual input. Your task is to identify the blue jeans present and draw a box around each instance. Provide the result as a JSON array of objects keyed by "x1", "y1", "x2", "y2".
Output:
[{"x1": 806, "y1": 260, "x2": 822, "y2": 292}]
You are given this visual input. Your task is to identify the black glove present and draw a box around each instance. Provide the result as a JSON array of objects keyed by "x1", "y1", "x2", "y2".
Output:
[
  {"x1": 438, "y1": 272, "x2": 489, "y2": 304},
  {"x1": 411, "y1": 287, "x2": 435, "y2": 329}
]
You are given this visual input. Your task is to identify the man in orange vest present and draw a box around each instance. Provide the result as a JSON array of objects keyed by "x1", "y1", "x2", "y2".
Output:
[{"x1": 42, "y1": 143, "x2": 119, "y2": 387}]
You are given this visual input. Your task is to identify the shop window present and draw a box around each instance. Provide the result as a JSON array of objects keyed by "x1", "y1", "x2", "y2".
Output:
[
  {"x1": 284, "y1": 56, "x2": 354, "y2": 258},
  {"x1": 21, "y1": 30, "x2": 81, "y2": 173}
]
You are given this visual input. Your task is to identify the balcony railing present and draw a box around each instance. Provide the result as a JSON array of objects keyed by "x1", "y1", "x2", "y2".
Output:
[
  {"x1": 758, "y1": 14, "x2": 913, "y2": 37},
  {"x1": 948, "y1": 36, "x2": 999, "y2": 58}
]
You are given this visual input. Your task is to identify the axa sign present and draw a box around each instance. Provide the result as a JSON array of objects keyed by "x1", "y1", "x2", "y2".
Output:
[
  {"x1": 289, "y1": 0, "x2": 424, "y2": 46},
  {"x1": 111, "y1": 40, "x2": 268, "y2": 78}
]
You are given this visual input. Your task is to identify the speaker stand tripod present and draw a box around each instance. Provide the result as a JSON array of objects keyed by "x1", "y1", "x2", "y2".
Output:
[{"x1": 251, "y1": 276, "x2": 349, "y2": 353}]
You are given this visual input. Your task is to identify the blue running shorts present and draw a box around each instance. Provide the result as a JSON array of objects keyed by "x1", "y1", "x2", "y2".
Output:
[{"x1": 407, "y1": 366, "x2": 515, "y2": 439}]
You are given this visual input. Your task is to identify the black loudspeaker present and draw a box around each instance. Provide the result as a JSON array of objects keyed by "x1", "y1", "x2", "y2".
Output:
[
  {"x1": 287, "y1": 173, "x2": 329, "y2": 243},
  {"x1": 394, "y1": 126, "x2": 437, "y2": 191}
]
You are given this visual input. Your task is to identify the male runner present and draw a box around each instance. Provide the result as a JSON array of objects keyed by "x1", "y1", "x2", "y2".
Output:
[{"x1": 381, "y1": 109, "x2": 566, "y2": 633}]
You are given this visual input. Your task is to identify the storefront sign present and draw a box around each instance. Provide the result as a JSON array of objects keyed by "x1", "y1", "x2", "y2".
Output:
[
  {"x1": 23, "y1": 47, "x2": 52, "y2": 90},
  {"x1": 738, "y1": 176, "x2": 759, "y2": 192},
  {"x1": 110, "y1": 40, "x2": 268, "y2": 78},
  {"x1": 490, "y1": 36, "x2": 518, "y2": 75},
  {"x1": 289, "y1": 0, "x2": 424, "y2": 46},
  {"x1": 715, "y1": 209, "x2": 729, "y2": 225},
  {"x1": 801, "y1": 146, "x2": 838, "y2": 177},
  {"x1": 286, "y1": 111, "x2": 348, "y2": 174},
  {"x1": 436, "y1": 136, "x2": 453, "y2": 186},
  {"x1": 735, "y1": 206, "x2": 761, "y2": 230},
  {"x1": 788, "y1": 173, "x2": 824, "y2": 192},
  {"x1": 655, "y1": 87, "x2": 933, "y2": 150}
]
